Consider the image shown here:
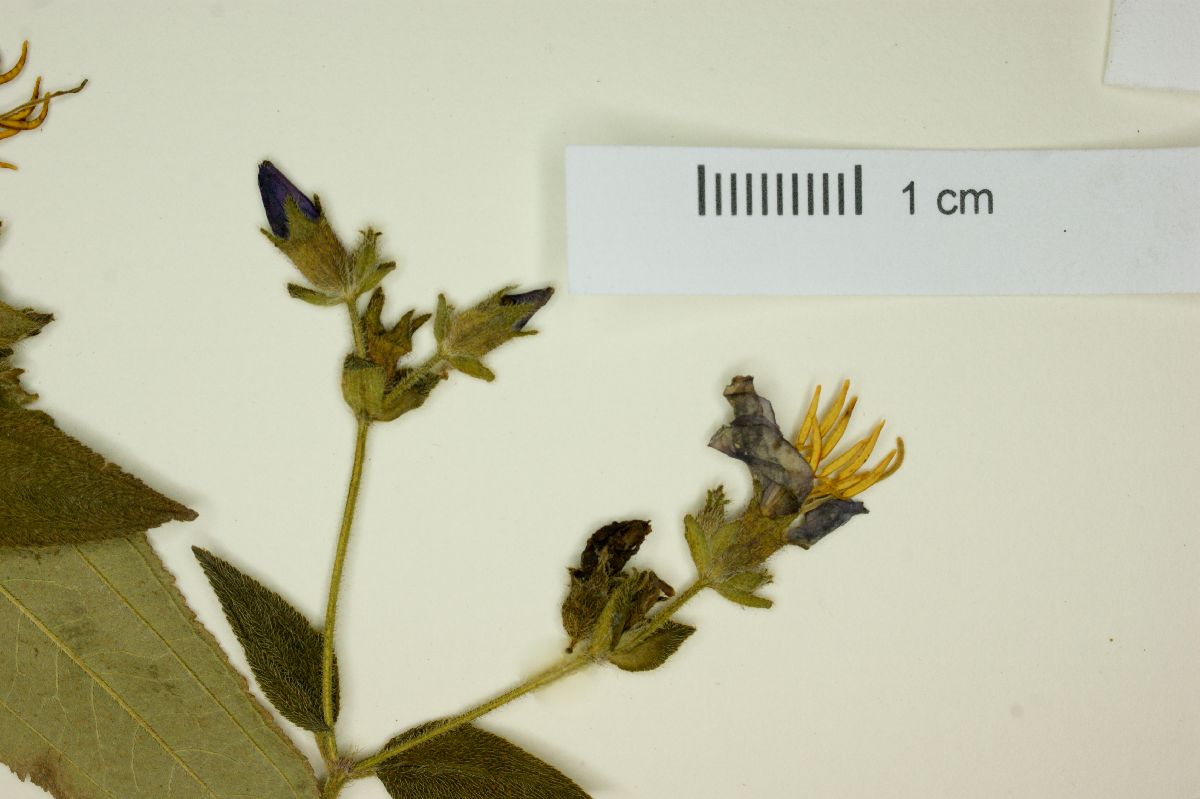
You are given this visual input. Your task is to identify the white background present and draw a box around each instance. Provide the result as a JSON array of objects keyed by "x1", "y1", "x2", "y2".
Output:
[{"x1": 3, "y1": 2, "x2": 1199, "y2": 797}]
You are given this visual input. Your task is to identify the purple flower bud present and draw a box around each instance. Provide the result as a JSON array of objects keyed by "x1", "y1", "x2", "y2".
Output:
[
  {"x1": 499, "y1": 287, "x2": 554, "y2": 330},
  {"x1": 258, "y1": 161, "x2": 319, "y2": 239}
]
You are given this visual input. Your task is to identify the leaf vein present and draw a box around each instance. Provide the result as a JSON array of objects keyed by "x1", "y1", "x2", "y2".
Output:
[
  {"x1": 0, "y1": 580, "x2": 220, "y2": 798},
  {"x1": 119, "y1": 538, "x2": 312, "y2": 798},
  {"x1": 0, "y1": 691, "x2": 118, "y2": 798}
]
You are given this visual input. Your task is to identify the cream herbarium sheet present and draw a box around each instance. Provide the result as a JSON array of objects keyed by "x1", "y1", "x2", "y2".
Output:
[{"x1": 0, "y1": 161, "x2": 901, "y2": 799}]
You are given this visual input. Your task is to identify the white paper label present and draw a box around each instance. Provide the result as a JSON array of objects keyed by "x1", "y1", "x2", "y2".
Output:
[
  {"x1": 565, "y1": 146, "x2": 1200, "y2": 295},
  {"x1": 1106, "y1": 0, "x2": 1200, "y2": 92}
]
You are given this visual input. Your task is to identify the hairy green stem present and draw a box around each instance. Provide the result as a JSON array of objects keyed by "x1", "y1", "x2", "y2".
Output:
[
  {"x1": 349, "y1": 576, "x2": 709, "y2": 779},
  {"x1": 351, "y1": 651, "x2": 590, "y2": 776},
  {"x1": 318, "y1": 297, "x2": 371, "y2": 758},
  {"x1": 320, "y1": 769, "x2": 348, "y2": 799},
  {"x1": 321, "y1": 418, "x2": 370, "y2": 741},
  {"x1": 346, "y1": 299, "x2": 366, "y2": 358}
]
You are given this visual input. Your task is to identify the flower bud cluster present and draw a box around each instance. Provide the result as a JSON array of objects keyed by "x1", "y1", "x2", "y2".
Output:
[{"x1": 258, "y1": 162, "x2": 552, "y2": 423}]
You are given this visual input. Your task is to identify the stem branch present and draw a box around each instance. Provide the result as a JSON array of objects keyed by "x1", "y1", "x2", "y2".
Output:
[
  {"x1": 353, "y1": 651, "x2": 590, "y2": 776},
  {"x1": 626, "y1": 578, "x2": 707, "y2": 649}
]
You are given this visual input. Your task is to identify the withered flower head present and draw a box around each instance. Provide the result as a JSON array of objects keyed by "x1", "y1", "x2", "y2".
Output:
[
  {"x1": 1, "y1": 41, "x2": 87, "y2": 171},
  {"x1": 708, "y1": 376, "x2": 902, "y2": 547},
  {"x1": 561, "y1": 520, "x2": 675, "y2": 654},
  {"x1": 570, "y1": 519, "x2": 651, "y2": 581}
]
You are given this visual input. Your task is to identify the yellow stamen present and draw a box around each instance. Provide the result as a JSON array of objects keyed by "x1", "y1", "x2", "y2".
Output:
[
  {"x1": 817, "y1": 380, "x2": 850, "y2": 436},
  {"x1": 795, "y1": 384, "x2": 821, "y2": 447},
  {"x1": 820, "y1": 395, "x2": 857, "y2": 454},
  {"x1": 0, "y1": 41, "x2": 28, "y2": 85},
  {"x1": 818, "y1": 420, "x2": 883, "y2": 477},
  {"x1": 0, "y1": 79, "x2": 47, "y2": 130},
  {"x1": 0, "y1": 78, "x2": 39, "y2": 123},
  {"x1": 807, "y1": 414, "x2": 823, "y2": 469},
  {"x1": 833, "y1": 439, "x2": 903, "y2": 498}
]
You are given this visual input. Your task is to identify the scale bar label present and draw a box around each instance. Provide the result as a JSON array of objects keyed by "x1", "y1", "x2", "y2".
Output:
[{"x1": 566, "y1": 145, "x2": 1200, "y2": 295}]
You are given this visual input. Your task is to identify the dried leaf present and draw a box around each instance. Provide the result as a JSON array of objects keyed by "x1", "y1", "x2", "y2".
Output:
[
  {"x1": 712, "y1": 582, "x2": 774, "y2": 609},
  {"x1": 0, "y1": 300, "x2": 50, "y2": 346},
  {"x1": 683, "y1": 514, "x2": 711, "y2": 574},
  {"x1": 193, "y1": 547, "x2": 337, "y2": 733},
  {"x1": 362, "y1": 289, "x2": 429, "y2": 382},
  {"x1": 0, "y1": 407, "x2": 197, "y2": 546},
  {"x1": 610, "y1": 621, "x2": 696, "y2": 672},
  {"x1": 712, "y1": 569, "x2": 774, "y2": 609},
  {"x1": 0, "y1": 295, "x2": 51, "y2": 408},
  {"x1": 433, "y1": 294, "x2": 451, "y2": 342},
  {"x1": 446, "y1": 354, "x2": 495, "y2": 382},
  {"x1": 0, "y1": 535, "x2": 319, "y2": 798},
  {"x1": 356, "y1": 261, "x2": 395, "y2": 296},
  {"x1": 342, "y1": 354, "x2": 386, "y2": 419},
  {"x1": 287, "y1": 283, "x2": 342, "y2": 306},
  {"x1": 377, "y1": 722, "x2": 589, "y2": 799}
]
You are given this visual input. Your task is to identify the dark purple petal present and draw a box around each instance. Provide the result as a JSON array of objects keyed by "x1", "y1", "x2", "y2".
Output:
[
  {"x1": 787, "y1": 499, "x2": 867, "y2": 548},
  {"x1": 709, "y1": 376, "x2": 814, "y2": 517},
  {"x1": 258, "y1": 161, "x2": 319, "y2": 239},
  {"x1": 499, "y1": 287, "x2": 554, "y2": 330}
]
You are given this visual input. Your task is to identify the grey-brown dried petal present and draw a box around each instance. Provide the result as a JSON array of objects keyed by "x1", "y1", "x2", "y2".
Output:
[
  {"x1": 709, "y1": 376, "x2": 813, "y2": 517},
  {"x1": 787, "y1": 498, "x2": 868, "y2": 548}
]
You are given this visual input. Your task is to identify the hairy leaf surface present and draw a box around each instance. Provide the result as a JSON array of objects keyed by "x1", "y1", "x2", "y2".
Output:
[
  {"x1": 193, "y1": 547, "x2": 337, "y2": 732},
  {"x1": 609, "y1": 621, "x2": 696, "y2": 672},
  {"x1": 0, "y1": 408, "x2": 197, "y2": 546},
  {"x1": 0, "y1": 535, "x2": 319, "y2": 799},
  {"x1": 377, "y1": 722, "x2": 589, "y2": 799}
]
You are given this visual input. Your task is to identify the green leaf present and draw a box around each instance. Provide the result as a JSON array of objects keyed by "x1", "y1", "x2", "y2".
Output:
[
  {"x1": 0, "y1": 535, "x2": 319, "y2": 798},
  {"x1": 0, "y1": 300, "x2": 51, "y2": 348},
  {"x1": 193, "y1": 547, "x2": 337, "y2": 733},
  {"x1": 446, "y1": 355, "x2": 495, "y2": 382},
  {"x1": 610, "y1": 621, "x2": 696, "y2": 672},
  {"x1": 683, "y1": 514, "x2": 711, "y2": 574},
  {"x1": 0, "y1": 408, "x2": 197, "y2": 547},
  {"x1": 0, "y1": 298, "x2": 52, "y2": 408},
  {"x1": 356, "y1": 261, "x2": 396, "y2": 296},
  {"x1": 287, "y1": 283, "x2": 342, "y2": 306},
  {"x1": 377, "y1": 722, "x2": 589, "y2": 799},
  {"x1": 587, "y1": 577, "x2": 633, "y2": 657},
  {"x1": 433, "y1": 293, "x2": 451, "y2": 343},
  {"x1": 341, "y1": 355, "x2": 386, "y2": 419},
  {"x1": 713, "y1": 582, "x2": 774, "y2": 609}
]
